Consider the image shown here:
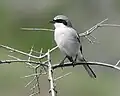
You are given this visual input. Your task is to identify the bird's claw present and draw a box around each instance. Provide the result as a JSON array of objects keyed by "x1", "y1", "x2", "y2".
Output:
[
  {"x1": 72, "y1": 61, "x2": 76, "y2": 67},
  {"x1": 59, "y1": 61, "x2": 64, "y2": 69}
]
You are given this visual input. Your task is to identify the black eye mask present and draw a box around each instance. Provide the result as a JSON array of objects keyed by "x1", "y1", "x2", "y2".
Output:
[{"x1": 54, "y1": 19, "x2": 68, "y2": 25}]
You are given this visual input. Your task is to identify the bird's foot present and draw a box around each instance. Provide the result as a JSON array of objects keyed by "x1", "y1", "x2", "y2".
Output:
[
  {"x1": 72, "y1": 61, "x2": 76, "y2": 67},
  {"x1": 59, "y1": 61, "x2": 64, "y2": 69}
]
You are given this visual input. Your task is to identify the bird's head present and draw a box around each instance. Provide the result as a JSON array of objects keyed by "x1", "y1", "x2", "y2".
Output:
[{"x1": 49, "y1": 15, "x2": 72, "y2": 28}]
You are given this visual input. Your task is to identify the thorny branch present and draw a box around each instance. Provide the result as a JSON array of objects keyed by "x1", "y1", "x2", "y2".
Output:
[
  {"x1": 0, "y1": 44, "x2": 58, "y2": 59},
  {"x1": 0, "y1": 59, "x2": 46, "y2": 66},
  {"x1": 0, "y1": 18, "x2": 120, "y2": 96},
  {"x1": 79, "y1": 18, "x2": 108, "y2": 36},
  {"x1": 47, "y1": 49, "x2": 56, "y2": 96}
]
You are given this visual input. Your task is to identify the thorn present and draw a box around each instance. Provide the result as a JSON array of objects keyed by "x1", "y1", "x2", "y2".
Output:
[
  {"x1": 40, "y1": 48, "x2": 43, "y2": 54},
  {"x1": 9, "y1": 50, "x2": 14, "y2": 53},
  {"x1": 8, "y1": 55, "x2": 21, "y2": 60},
  {"x1": 85, "y1": 36, "x2": 99, "y2": 44},
  {"x1": 21, "y1": 73, "x2": 41, "y2": 78},
  {"x1": 25, "y1": 77, "x2": 36, "y2": 87},
  {"x1": 49, "y1": 89, "x2": 51, "y2": 93},
  {"x1": 54, "y1": 72, "x2": 72, "y2": 81},
  {"x1": 89, "y1": 35, "x2": 100, "y2": 44},
  {"x1": 79, "y1": 18, "x2": 108, "y2": 37},
  {"x1": 89, "y1": 34, "x2": 97, "y2": 40},
  {"x1": 116, "y1": 60, "x2": 120, "y2": 66},
  {"x1": 30, "y1": 83, "x2": 38, "y2": 91},
  {"x1": 29, "y1": 91, "x2": 40, "y2": 96},
  {"x1": 85, "y1": 36, "x2": 94, "y2": 44},
  {"x1": 26, "y1": 63, "x2": 34, "y2": 67}
]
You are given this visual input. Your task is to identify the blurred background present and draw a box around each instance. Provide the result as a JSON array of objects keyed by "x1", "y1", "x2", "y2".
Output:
[{"x1": 0, "y1": 0, "x2": 120, "y2": 96}]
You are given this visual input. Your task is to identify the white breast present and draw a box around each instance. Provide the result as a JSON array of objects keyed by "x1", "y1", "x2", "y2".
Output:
[{"x1": 54, "y1": 26, "x2": 80, "y2": 57}]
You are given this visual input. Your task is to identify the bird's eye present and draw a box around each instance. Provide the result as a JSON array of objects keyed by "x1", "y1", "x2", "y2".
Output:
[{"x1": 55, "y1": 19, "x2": 67, "y2": 25}]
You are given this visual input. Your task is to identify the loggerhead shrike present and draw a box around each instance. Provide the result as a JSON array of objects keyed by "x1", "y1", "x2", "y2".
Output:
[{"x1": 50, "y1": 15, "x2": 96, "y2": 78}]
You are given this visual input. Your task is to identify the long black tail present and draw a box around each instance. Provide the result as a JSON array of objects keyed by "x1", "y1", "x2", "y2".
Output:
[
  {"x1": 66, "y1": 53, "x2": 96, "y2": 78},
  {"x1": 83, "y1": 64, "x2": 96, "y2": 78}
]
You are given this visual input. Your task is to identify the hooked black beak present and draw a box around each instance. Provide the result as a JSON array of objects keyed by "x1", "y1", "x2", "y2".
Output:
[{"x1": 49, "y1": 20, "x2": 55, "y2": 23}]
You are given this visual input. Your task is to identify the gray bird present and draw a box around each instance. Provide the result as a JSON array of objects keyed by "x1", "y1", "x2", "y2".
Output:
[{"x1": 50, "y1": 15, "x2": 96, "y2": 78}]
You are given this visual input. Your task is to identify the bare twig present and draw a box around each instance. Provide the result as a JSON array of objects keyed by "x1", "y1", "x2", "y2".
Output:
[
  {"x1": 29, "y1": 91, "x2": 40, "y2": 96},
  {"x1": 0, "y1": 44, "x2": 58, "y2": 59},
  {"x1": 85, "y1": 36, "x2": 95, "y2": 44},
  {"x1": 8, "y1": 55, "x2": 21, "y2": 60},
  {"x1": 25, "y1": 77, "x2": 36, "y2": 88},
  {"x1": 52, "y1": 61, "x2": 120, "y2": 71},
  {"x1": 54, "y1": 72, "x2": 72, "y2": 81},
  {"x1": 26, "y1": 45, "x2": 34, "y2": 66},
  {"x1": 47, "y1": 49, "x2": 56, "y2": 96},
  {"x1": 99, "y1": 24, "x2": 120, "y2": 27},
  {"x1": 21, "y1": 73, "x2": 41, "y2": 78},
  {"x1": 116, "y1": 60, "x2": 120, "y2": 66},
  {"x1": 8, "y1": 51, "x2": 35, "y2": 69},
  {"x1": 34, "y1": 66, "x2": 41, "y2": 95},
  {"x1": 0, "y1": 44, "x2": 39, "y2": 58},
  {"x1": 89, "y1": 34, "x2": 97, "y2": 40},
  {"x1": 30, "y1": 83, "x2": 38, "y2": 91},
  {"x1": 79, "y1": 18, "x2": 108, "y2": 37},
  {"x1": 0, "y1": 59, "x2": 47, "y2": 66},
  {"x1": 21, "y1": 28, "x2": 54, "y2": 32},
  {"x1": 27, "y1": 64, "x2": 42, "y2": 96}
]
